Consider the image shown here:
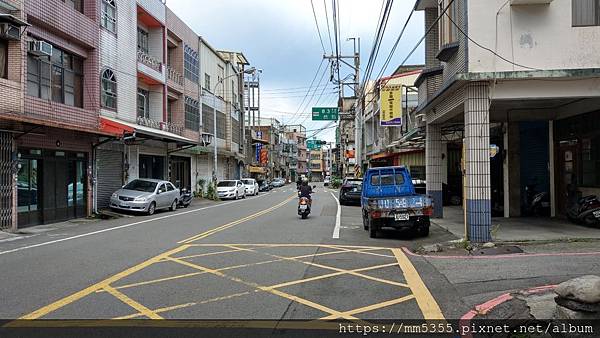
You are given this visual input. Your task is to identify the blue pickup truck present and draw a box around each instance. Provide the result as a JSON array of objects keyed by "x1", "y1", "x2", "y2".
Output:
[{"x1": 361, "y1": 166, "x2": 433, "y2": 238}]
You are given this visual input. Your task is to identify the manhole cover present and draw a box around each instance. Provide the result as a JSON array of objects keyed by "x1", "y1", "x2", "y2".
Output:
[{"x1": 472, "y1": 245, "x2": 523, "y2": 256}]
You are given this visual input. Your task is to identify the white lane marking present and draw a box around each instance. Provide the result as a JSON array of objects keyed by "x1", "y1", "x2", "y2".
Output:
[
  {"x1": 330, "y1": 192, "x2": 341, "y2": 239},
  {"x1": 0, "y1": 191, "x2": 276, "y2": 257}
]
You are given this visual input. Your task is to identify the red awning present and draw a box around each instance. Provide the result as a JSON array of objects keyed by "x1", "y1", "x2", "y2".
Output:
[{"x1": 99, "y1": 117, "x2": 135, "y2": 136}]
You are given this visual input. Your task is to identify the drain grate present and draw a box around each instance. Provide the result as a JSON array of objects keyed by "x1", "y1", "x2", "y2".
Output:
[{"x1": 472, "y1": 245, "x2": 523, "y2": 256}]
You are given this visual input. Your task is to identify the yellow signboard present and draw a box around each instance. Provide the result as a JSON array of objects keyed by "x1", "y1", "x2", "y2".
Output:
[{"x1": 380, "y1": 84, "x2": 403, "y2": 126}]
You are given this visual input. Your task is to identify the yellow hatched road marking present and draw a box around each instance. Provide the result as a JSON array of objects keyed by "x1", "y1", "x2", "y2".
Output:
[
  {"x1": 99, "y1": 248, "x2": 380, "y2": 294},
  {"x1": 103, "y1": 285, "x2": 163, "y2": 319},
  {"x1": 392, "y1": 248, "x2": 445, "y2": 320},
  {"x1": 165, "y1": 256, "x2": 357, "y2": 320},
  {"x1": 227, "y1": 245, "x2": 409, "y2": 288},
  {"x1": 320, "y1": 295, "x2": 416, "y2": 320},
  {"x1": 15, "y1": 245, "x2": 190, "y2": 321}
]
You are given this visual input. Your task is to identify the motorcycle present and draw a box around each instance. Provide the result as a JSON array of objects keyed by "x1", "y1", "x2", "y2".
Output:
[
  {"x1": 178, "y1": 188, "x2": 193, "y2": 208},
  {"x1": 297, "y1": 185, "x2": 316, "y2": 219},
  {"x1": 523, "y1": 184, "x2": 550, "y2": 217},
  {"x1": 567, "y1": 195, "x2": 600, "y2": 227}
]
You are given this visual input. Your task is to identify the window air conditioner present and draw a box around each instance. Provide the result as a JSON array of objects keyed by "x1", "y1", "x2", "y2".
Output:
[
  {"x1": 28, "y1": 40, "x2": 53, "y2": 57},
  {"x1": 0, "y1": 23, "x2": 20, "y2": 41}
]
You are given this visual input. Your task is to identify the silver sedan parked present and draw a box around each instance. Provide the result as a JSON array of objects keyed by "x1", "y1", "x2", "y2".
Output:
[{"x1": 110, "y1": 179, "x2": 180, "y2": 215}]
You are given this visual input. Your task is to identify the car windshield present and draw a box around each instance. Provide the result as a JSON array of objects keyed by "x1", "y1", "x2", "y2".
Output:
[
  {"x1": 218, "y1": 181, "x2": 237, "y2": 187},
  {"x1": 123, "y1": 180, "x2": 157, "y2": 192},
  {"x1": 242, "y1": 180, "x2": 253, "y2": 185}
]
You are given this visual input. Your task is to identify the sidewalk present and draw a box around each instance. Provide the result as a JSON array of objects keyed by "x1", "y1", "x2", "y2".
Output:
[
  {"x1": 0, "y1": 198, "x2": 219, "y2": 243},
  {"x1": 433, "y1": 206, "x2": 600, "y2": 242}
]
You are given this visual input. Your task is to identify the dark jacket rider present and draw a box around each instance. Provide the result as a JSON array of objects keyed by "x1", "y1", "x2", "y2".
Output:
[{"x1": 298, "y1": 181, "x2": 313, "y2": 200}]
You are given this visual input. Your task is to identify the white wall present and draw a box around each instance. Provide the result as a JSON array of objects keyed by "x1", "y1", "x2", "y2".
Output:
[
  {"x1": 468, "y1": 0, "x2": 600, "y2": 72},
  {"x1": 100, "y1": 0, "x2": 138, "y2": 124}
]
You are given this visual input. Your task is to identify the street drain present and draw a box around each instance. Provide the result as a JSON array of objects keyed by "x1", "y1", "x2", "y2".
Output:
[{"x1": 471, "y1": 246, "x2": 523, "y2": 256}]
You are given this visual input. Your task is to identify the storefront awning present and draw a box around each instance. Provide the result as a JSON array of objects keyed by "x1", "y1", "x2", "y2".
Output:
[{"x1": 100, "y1": 117, "x2": 197, "y2": 146}]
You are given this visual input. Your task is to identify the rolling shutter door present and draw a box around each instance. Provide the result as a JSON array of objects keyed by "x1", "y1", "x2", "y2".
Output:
[{"x1": 96, "y1": 149, "x2": 123, "y2": 209}]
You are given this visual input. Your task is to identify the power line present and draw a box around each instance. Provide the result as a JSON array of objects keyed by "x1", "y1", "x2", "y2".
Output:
[
  {"x1": 373, "y1": 3, "x2": 417, "y2": 82},
  {"x1": 443, "y1": 9, "x2": 539, "y2": 71},
  {"x1": 288, "y1": 58, "x2": 326, "y2": 121},
  {"x1": 289, "y1": 62, "x2": 330, "y2": 125},
  {"x1": 310, "y1": 0, "x2": 327, "y2": 54},
  {"x1": 322, "y1": 0, "x2": 334, "y2": 53},
  {"x1": 287, "y1": 60, "x2": 329, "y2": 125},
  {"x1": 360, "y1": 0, "x2": 393, "y2": 92}
]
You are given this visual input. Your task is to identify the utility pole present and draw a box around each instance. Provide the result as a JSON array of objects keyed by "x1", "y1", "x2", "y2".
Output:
[{"x1": 323, "y1": 37, "x2": 360, "y2": 178}]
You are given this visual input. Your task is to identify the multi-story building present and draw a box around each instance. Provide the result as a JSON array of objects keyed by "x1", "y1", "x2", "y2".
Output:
[
  {"x1": 0, "y1": 0, "x2": 251, "y2": 230},
  {"x1": 1, "y1": 0, "x2": 106, "y2": 230},
  {"x1": 285, "y1": 125, "x2": 308, "y2": 177},
  {"x1": 255, "y1": 117, "x2": 283, "y2": 180},
  {"x1": 359, "y1": 66, "x2": 424, "y2": 178},
  {"x1": 95, "y1": 0, "x2": 201, "y2": 210},
  {"x1": 415, "y1": 0, "x2": 600, "y2": 242},
  {"x1": 309, "y1": 149, "x2": 323, "y2": 181}
]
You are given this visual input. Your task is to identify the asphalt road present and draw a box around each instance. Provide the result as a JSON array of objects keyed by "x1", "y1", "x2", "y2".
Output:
[{"x1": 1, "y1": 183, "x2": 599, "y2": 323}]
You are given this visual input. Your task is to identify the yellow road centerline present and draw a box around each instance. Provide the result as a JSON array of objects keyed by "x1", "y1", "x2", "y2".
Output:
[
  {"x1": 103, "y1": 285, "x2": 163, "y2": 320},
  {"x1": 391, "y1": 248, "x2": 445, "y2": 320},
  {"x1": 15, "y1": 245, "x2": 190, "y2": 321},
  {"x1": 178, "y1": 195, "x2": 296, "y2": 244}
]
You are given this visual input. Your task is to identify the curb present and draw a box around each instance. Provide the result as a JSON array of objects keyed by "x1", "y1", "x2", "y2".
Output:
[
  {"x1": 402, "y1": 247, "x2": 600, "y2": 260},
  {"x1": 459, "y1": 285, "x2": 556, "y2": 337}
]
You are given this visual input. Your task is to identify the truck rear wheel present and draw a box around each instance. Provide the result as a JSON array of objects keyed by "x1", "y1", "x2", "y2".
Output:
[
  {"x1": 362, "y1": 211, "x2": 369, "y2": 230},
  {"x1": 416, "y1": 218, "x2": 430, "y2": 237},
  {"x1": 368, "y1": 216, "x2": 378, "y2": 238}
]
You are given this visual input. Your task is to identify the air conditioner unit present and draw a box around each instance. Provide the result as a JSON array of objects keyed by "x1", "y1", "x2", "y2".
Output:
[
  {"x1": 0, "y1": 23, "x2": 20, "y2": 41},
  {"x1": 28, "y1": 40, "x2": 53, "y2": 57}
]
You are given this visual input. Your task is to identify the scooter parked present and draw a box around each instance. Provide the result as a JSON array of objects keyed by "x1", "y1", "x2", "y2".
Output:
[
  {"x1": 523, "y1": 184, "x2": 550, "y2": 217},
  {"x1": 567, "y1": 195, "x2": 600, "y2": 227},
  {"x1": 178, "y1": 188, "x2": 193, "y2": 208}
]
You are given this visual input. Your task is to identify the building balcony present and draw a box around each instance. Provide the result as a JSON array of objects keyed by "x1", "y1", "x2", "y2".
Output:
[
  {"x1": 166, "y1": 65, "x2": 184, "y2": 91},
  {"x1": 137, "y1": 49, "x2": 166, "y2": 84},
  {"x1": 137, "y1": 117, "x2": 184, "y2": 136}
]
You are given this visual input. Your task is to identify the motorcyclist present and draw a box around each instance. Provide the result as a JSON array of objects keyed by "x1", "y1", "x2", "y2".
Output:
[
  {"x1": 296, "y1": 177, "x2": 302, "y2": 190},
  {"x1": 298, "y1": 181, "x2": 313, "y2": 205}
]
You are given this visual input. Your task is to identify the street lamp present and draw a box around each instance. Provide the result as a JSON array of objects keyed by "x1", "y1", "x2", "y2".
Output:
[{"x1": 211, "y1": 67, "x2": 257, "y2": 183}]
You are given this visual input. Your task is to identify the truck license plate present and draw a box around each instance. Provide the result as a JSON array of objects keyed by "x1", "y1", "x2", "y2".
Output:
[
  {"x1": 594, "y1": 210, "x2": 600, "y2": 218},
  {"x1": 299, "y1": 205, "x2": 308, "y2": 210},
  {"x1": 394, "y1": 213, "x2": 410, "y2": 221}
]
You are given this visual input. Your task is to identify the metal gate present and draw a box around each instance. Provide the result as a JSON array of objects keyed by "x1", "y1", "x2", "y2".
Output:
[
  {"x1": 96, "y1": 149, "x2": 123, "y2": 209},
  {"x1": 0, "y1": 132, "x2": 13, "y2": 231}
]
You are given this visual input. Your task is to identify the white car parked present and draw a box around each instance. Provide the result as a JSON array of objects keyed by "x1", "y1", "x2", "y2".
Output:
[
  {"x1": 217, "y1": 180, "x2": 246, "y2": 200},
  {"x1": 242, "y1": 178, "x2": 259, "y2": 196}
]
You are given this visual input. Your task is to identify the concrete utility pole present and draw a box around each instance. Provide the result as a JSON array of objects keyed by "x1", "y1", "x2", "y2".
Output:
[{"x1": 323, "y1": 37, "x2": 360, "y2": 178}]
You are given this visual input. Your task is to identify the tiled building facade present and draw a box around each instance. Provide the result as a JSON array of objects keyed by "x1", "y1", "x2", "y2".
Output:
[{"x1": 0, "y1": 0, "x2": 251, "y2": 230}]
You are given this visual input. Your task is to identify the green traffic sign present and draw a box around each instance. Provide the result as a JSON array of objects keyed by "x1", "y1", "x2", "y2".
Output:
[{"x1": 312, "y1": 107, "x2": 339, "y2": 121}]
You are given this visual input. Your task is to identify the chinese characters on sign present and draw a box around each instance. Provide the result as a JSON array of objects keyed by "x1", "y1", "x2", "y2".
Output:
[
  {"x1": 380, "y1": 84, "x2": 403, "y2": 126},
  {"x1": 312, "y1": 107, "x2": 339, "y2": 121}
]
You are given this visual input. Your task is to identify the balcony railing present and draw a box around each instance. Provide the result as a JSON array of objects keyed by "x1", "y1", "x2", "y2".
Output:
[
  {"x1": 137, "y1": 49, "x2": 162, "y2": 73},
  {"x1": 167, "y1": 65, "x2": 184, "y2": 86},
  {"x1": 137, "y1": 117, "x2": 184, "y2": 136}
]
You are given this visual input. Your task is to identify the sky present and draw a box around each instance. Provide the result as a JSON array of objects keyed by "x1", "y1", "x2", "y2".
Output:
[{"x1": 167, "y1": 0, "x2": 425, "y2": 143}]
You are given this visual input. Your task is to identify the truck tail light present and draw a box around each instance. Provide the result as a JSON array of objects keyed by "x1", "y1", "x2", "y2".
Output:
[
  {"x1": 423, "y1": 206, "x2": 433, "y2": 216},
  {"x1": 370, "y1": 211, "x2": 382, "y2": 219}
]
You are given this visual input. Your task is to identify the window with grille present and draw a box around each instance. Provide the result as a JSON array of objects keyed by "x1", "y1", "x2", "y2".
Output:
[
  {"x1": 185, "y1": 96, "x2": 200, "y2": 131},
  {"x1": 27, "y1": 44, "x2": 83, "y2": 108},
  {"x1": 101, "y1": 0, "x2": 116, "y2": 33},
  {"x1": 573, "y1": 0, "x2": 600, "y2": 26},
  {"x1": 204, "y1": 73, "x2": 211, "y2": 91},
  {"x1": 184, "y1": 45, "x2": 199, "y2": 82},
  {"x1": 216, "y1": 111, "x2": 226, "y2": 139},
  {"x1": 137, "y1": 28, "x2": 148, "y2": 53},
  {"x1": 137, "y1": 88, "x2": 149, "y2": 118},
  {"x1": 438, "y1": 0, "x2": 458, "y2": 46},
  {"x1": 101, "y1": 68, "x2": 117, "y2": 109}
]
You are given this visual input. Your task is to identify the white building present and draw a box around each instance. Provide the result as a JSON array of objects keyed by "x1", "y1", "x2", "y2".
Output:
[{"x1": 415, "y1": 0, "x2": 600, "y2": 242}]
